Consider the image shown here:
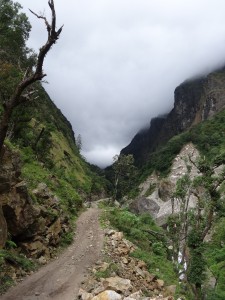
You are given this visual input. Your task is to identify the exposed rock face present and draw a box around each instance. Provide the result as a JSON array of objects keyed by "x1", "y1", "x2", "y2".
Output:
[
  {"x1": 0, "y1": 147, "x2": 70, "y2": 257},
  {"x1": 0, "y1": 147, "x2": 22, "y2": 248},
  {"x1": 130, "y1": 196, "x2": 160, "y2": 218},
  {"x1": 2, "y1": 181, "x2": 40, "y2": 239},
  {"x1": 130, "y1": 143, "x2": 200, "y2": 225},
  {"x1": 0, "y1": 205, "x2": 7, "y2": 248},
  {"x1": 122, "y1": 67, "x2": 225, "y2": 165}
]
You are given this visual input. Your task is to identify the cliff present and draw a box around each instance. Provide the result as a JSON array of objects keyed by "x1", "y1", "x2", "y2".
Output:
[{"x1": 121, "y1": 67, "x2": 225, "y2": 165}]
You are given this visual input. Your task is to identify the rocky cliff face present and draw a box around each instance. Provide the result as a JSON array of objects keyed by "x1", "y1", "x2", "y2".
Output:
[
  {"x1": 130, "y1": 143, "x2": 200, "y2": 225},
  {"x1": 122, "y1": 67, "x2": 225, "y2": 165},
  {"x1": 0, "y1": 147, "x2": 70, "y2": 255}
]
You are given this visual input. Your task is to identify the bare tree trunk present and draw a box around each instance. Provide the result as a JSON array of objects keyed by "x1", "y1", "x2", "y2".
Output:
[
  {"x1": 33, "y1": 127, "x2": 45, "y2": 150},
  {"x1": 0, "y1": 0, "x2": 63, "y2": 161}
]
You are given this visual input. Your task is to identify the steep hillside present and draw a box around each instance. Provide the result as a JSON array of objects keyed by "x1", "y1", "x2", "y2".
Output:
[
  {"x1": 0, "y1": 82, "x2": 108, "y2": 294},
  {"x1": 0, "y1": 1, "x2": 107, "y2": 293},
  {"x1": 118, "y1": 66, "x2": 225, "y2": 299},
  {"x1": 122, "y1": 66, "x2": 225, "y2": 166},
  {"x1": 124, "y1": 107, "x2": 225, "y2": 299}
]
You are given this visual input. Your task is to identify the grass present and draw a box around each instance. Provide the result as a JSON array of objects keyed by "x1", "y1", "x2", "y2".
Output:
[
  {"x1": 94, "y1": 263, "x2": 119, "y2": 279},
  {"x1": 59, "y1": 231, "x2": 74, "y2": 247},
  {"x1": 139, "y1": 107, "x2": 225, "y2": 182},
  {"x1": 204, "y1": 218, "x2": 225, "y2": 299},
  {"x1": 0, "y1": 249, "x2": 36, "y2": 294},
  {"x1": 102, "y1": 207, "x2": 178, "y2": 286},
  {"x1": 0, "y1": 250, "x2": 35, "y2": 271},
  {"x1": 131, "y1": 248, "x2": 177, "y2": 285}
]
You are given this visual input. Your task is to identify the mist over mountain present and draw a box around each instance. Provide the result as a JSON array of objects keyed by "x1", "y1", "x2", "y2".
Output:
[
  {"x1": 121, "y1": 66, "x2": 225, "y2": 165},
  {"x1": 18, "y1": 0, "x2": 225, "y2": 167}
]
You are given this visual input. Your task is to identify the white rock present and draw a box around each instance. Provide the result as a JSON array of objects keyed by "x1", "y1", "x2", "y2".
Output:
[
  {"x1": 91, "y1": 290, "x2": 122, "y2": 300},
  {"x1": 102, "y1": 277, "x2": 132, "y2": 293}
]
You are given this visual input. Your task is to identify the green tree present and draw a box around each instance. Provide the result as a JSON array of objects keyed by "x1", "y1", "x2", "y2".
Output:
[
  {"x1": 167, "y1": 154, "x2": 225, "y2": 299},
  {"x1": 0, "y1": 0, "x2": 34, "y2": 64},
  {"x1": 0, "y1": 0, "x2": 63, "y2": 158},
  {"x1": 112, "y1": 154, "x2": 136, "y2": 200}
]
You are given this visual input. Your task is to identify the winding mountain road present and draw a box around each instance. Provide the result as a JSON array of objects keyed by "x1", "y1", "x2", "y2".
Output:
[{"x1": 2, "y1": 208, "x2": 104, "y2": 300}]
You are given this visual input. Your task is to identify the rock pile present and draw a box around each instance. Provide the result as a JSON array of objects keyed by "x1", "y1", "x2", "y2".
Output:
[
  {"x1": 79, "y1": 229, "x2": 175, "y2": 300},
  {"x1": 19, "y1": 182, "x2": 70, "y2": 261}
]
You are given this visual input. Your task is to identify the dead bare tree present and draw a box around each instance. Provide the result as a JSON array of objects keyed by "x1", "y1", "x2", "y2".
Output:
[{"x1": 0, "y1": 0, "x2": 63, "y2": 160}]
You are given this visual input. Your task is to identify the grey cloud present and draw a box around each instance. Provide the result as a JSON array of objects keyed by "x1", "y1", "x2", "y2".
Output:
[{"x1": 18, "y1": 0, "x2": 225, "y2": 167}]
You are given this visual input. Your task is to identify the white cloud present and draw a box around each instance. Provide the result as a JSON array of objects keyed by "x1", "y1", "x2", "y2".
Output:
[{"x1": 18, "y1": 0, "x2": 225, "y2": 167}]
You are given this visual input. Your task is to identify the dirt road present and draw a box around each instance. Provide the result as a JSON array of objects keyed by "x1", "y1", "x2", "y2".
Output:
[{"x1": 2, "y1": 208, "x2": 104, "y2": 300}]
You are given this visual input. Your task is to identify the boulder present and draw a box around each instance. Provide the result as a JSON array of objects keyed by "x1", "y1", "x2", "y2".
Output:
[
  {"x1": 97, "y1": 262, "x2": 110, "y2": 272},
  {"x1": 2, "y1": 182, "x2": 40, "y2": 238},
  {"x1": 102, "y1": 277, "x2": 132, "y2": 294},
  {"x1": 111, "y1": 232, "x2": 123, "y2": 241},
  {"x1": 92, "y1": 290, "x2": 122, "y2": 300},
  {"x1": 32, "y1": 183, "x2": 52, "y2": 199},
  {"x1": 78, "y1": 288, "x2": 93, "y2": 300},
  {"x1": 124, "y1": 290, "x2": 143, "y2": 300},
  {"x1": 130, "y1": 196, "x2": 160, "y2": 217},
  {"x1": 47, "y1": 218, "x2": 62, "y2": 246},
  {"x1": 165, "y1": 285, "x2": 176, "y2": 296},
  {"x1": 21, "y1": 240, "x2": 50, "y2": 258},
  {"x1": 156, "y1": 279, "x2": 164, "y2": 289}
]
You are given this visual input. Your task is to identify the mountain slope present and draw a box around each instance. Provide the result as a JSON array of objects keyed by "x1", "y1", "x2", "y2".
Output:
[{"x1": 122, "y1": 66, "x2": 225, "y2": 165}]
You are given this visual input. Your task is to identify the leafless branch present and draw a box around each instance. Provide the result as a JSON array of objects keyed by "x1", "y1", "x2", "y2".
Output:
[{"x1": 29, "y1": 9, "x2": 51, "y2": 36}]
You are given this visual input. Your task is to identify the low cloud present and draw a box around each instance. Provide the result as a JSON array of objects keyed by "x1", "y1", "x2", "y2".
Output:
[{"x1": 19, "y1": 0, "x2": 225, "y2": 167}]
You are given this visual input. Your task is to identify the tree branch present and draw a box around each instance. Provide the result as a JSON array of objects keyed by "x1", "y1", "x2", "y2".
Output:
[{"x1": 0, "y1": 0, "x2": 63, "y2": 157}]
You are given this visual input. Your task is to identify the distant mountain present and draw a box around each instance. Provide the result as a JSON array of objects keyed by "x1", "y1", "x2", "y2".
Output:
[{"x1": 121, "y1": 66, "x2": 225, "y2": 165}]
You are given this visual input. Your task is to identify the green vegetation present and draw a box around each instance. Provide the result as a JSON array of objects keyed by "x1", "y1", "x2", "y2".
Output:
[
  {"x1": 0, "y1": 1, "x2": 108, "y2": 293},
  {"x1": 0, "y1": 250, "x2": 35, "y2": 271},
  {"x1": 140, "y1": 108, "x2": 225, "y2": 181},
  {"x1": 0, "y1": 0, "x2": 104, "y2": 214},
  {"x1": 94, "y1": 263, "x2": 119, "y2": 279},
  {"x1": 120, "y1": 106, "x2": 225, "y2": 298},
  {"x1": 60, "y1": 231, "x2": 74, "y2": 247},
  {"x1": 204, "y1": 218, "x2": 225, "y2": 299},
  {"x1": 112, "y1": 154, "x2": 137, "y2": 200},
  {"x1": 103, "y1": 207, "x2": 178, "y2": 286},
  {"x1": 0, "y1": 249, "x2": 35, "y2": 293}
]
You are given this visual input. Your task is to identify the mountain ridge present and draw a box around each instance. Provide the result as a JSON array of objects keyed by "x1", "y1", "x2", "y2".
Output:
[{"x1": 121, "y1": 66, "x2": 225, "y2": 165}]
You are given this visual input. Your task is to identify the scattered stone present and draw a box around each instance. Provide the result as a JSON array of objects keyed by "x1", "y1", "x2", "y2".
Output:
[
  {"x1": 156, "y1": 279, "x2": 164, "y2": 289},
  {"x1": 77, "y1": 227, "x2": 175, "y2": 300},
  {"x1": 124, "y1": 290, "x2": 143, "y2": 300},
  {"x1": 114, "y1": 201, "x2": 120, "y2": 208},
  {"x1": 78, "y1": 288, "x2": 93, "y2": 300},
  {"x1": 112, "y1": 232, "x2": 123, "y2": 241},
  {"x1": 106, "y1": 230, "x2": 116, "y2": 236},
  {"x1": 38, "y1": 256, "x2": 47, "y2": 265},
  {"x1": 137, "y1": 260, "x2": 146, "y2": 269},
  {"x1": 97, "y1": 262, "x2": 110, "y2": 272},
  {"x1": 92, "y1": 290, "x2": 122, "y2": 300},
  {"x1": 122, "y1": 257, "x2": 128, "y2": 264}
]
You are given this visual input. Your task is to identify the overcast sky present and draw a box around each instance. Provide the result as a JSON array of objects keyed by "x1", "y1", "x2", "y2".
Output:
[{"x1": 18, "y1": 0, "x2": 225, "y2": 167}]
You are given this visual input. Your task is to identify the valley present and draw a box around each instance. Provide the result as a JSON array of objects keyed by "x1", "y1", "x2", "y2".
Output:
[{"x1": 1, "y1": 1, "x2": 225, "y2": 299}]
